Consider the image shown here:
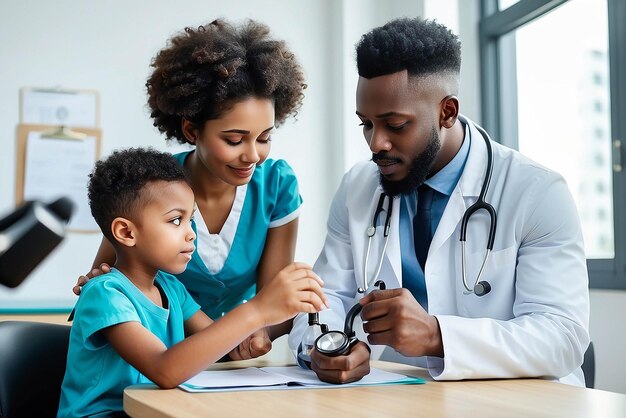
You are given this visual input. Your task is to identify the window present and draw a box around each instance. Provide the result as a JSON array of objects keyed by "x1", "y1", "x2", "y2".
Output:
[
  {"x1": 594, "y1": 153, "x2": 605, "y2": 167},
  {"x1": 594, "y1": 100, "x2": 604, "y2": 113},
  {"x1": 595, "y1": 128, "x2": 604, "y2": 139},
  {"x1": 480, "y1": 0, "x2": 626, "y2": 289},
  {"x1": 498, "y1": 0, "x2": 521, "y2": 10},
  {"x1": 593, "y1": 73, "x2": 603, "y2": 85}
]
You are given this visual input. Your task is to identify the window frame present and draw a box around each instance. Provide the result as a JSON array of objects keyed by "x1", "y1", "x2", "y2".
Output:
[{"x1": 479, "y1": 0, "x2": 626, "y2": 289}]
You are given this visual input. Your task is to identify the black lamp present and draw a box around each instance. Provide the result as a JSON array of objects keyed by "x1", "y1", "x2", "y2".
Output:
[{"x1": 0, "y1": 197, "x2": 74, "y2": 288}]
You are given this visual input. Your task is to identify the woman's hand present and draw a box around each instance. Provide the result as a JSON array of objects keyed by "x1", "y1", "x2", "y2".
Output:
[
  {"x1": 228, "y1": 327, "x2": 272, "y2": 360},
  {"x1": 72, "y1": 263, "x2": 111, "y2": 295}
]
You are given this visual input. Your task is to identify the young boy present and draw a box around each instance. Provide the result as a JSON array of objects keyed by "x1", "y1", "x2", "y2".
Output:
[{"x1": 58, "y1": 148, "x2": 327, "y2": 417}]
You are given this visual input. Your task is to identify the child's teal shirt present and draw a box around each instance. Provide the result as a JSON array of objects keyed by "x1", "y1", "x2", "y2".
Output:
[
  {"x1": 57, "y1": 268, "x2": 200, "y2": 417},
  {"x1": 172, "y1": 153, "x2": 303, "y2": 319}
]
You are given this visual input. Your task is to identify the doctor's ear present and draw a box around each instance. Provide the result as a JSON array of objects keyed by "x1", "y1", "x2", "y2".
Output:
[
  {"x1": 111, "y1": 217, "x2": 137, "y2": 247},
  {"x1": 440, "y1": 95, "x2": 459, "y2": 129}
]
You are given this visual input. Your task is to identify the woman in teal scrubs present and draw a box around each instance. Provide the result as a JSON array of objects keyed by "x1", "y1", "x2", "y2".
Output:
[{"x1": 76, "y1": 19, "x2": 308, "y2": 358}]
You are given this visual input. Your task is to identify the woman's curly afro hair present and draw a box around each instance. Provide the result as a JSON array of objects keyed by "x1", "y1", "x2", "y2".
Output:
[
  {"x1": 356, "y1": 17, "x2": 461, "y2": 79},
  {"x1": 147, "y1": 19, "x2": 307, "y2": 144}
]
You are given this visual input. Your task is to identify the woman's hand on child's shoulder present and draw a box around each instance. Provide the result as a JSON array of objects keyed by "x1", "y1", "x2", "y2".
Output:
[
  {"x1": 252, "y1": 262, "x2": 329, "y2": 327},
  {"x1": 72, "y1": 263, "x2": 111, "y2": 295}
]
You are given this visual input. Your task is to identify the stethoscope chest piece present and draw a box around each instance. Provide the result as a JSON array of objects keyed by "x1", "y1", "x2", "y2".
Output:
[
  {"x1": 473, "y1": 281, "x2": 491, "y2": 297},
  {"x1": 315, "y1": 330, "x2": 355, "y2": 357},
  {"x1": 314, "y1": 303, "x2": 364, "y2": 357}
]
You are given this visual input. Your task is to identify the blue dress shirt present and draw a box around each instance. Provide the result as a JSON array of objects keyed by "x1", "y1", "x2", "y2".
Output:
[{"x1": 400, "y1": 123, "x2": 471, "y2": 311}]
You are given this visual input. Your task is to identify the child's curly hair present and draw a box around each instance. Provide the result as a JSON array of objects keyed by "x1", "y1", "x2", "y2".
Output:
[
  {"x1": 88, "y1": 148, "x2": 188, "y2": 242},
  {"x1": 146, "y1": 19, "x2": 307, "y2": 144}
]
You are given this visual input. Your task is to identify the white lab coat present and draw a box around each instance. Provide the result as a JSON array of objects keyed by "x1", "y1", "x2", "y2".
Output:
[{"x1": 289, "y1": 115, "x2": 590, "y2": 385}]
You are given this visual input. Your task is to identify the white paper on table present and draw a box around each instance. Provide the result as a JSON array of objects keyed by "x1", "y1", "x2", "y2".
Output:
[
  {"x1": 179, "y1": 366, "x2": 424, "y2": 393},
  {"x1": 182, "y1": 367, "x2": 289, "y2": 389},
  {"x1": 261, "y1": 366, "x2": 417, "y2": 386}
]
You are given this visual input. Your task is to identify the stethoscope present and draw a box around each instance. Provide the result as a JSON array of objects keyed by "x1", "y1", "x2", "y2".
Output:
[
  {"x1": 358, "y1": 122, "x2": 497, "y2": 297},
  {"x1": 358, "y1": 194, "x2": 393, "y2": 294},
  {"x1": 315, "y1": 281, "x2": 386, "y2": 356},
  {"x1": 314, "y1": 303, "x2": 363, "y2": 357}
]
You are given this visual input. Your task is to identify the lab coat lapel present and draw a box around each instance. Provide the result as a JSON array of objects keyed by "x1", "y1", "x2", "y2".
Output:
[{"x1": 428, "y1": 116, "x2": 488, "y2": 258}]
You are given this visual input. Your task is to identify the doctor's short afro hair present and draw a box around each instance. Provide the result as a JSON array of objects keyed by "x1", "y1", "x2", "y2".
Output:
[
  {"x1": 146, "y1": 18, "x2": 307, "y2": 144},
  {"x1": 87, "y1": 148, "x2": 188, "y2": 242},
  {"x1": 356, "y1": 17, "x2": 461, "y2": 79}
]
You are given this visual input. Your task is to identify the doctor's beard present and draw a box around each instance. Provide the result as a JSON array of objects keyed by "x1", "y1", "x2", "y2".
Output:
[{"x1": 376, "y1": 126, "x2": 441, "y2": 197}]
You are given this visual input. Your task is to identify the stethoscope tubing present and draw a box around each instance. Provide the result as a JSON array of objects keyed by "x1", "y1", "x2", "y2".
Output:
[
  {"x1": 459, "y1": 124, "x2": 497, "y2": 295},
  {"x1": 360, "y1": 194, "x2": 393, "y2": 294},
  {"x1": 362, "y1": 121, "x2": 498, "y2": 297}
]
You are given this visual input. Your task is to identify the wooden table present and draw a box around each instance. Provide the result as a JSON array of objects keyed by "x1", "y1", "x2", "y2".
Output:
[{"x1": 124, "y1": 360, "x2": 626, "y2": 418}]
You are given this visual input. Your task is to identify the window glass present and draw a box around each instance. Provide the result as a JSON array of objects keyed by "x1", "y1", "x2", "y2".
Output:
[
  {"x1": 511, "y1": 0, "x2": 613, "y2": 258},
  {"x1": 498, "y1": 0, "x2": 520, "y2": 10}
]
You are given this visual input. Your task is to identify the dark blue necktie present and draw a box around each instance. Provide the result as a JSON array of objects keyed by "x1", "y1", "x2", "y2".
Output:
[{"x1": 413, "y1": 184, "x2": 434, "y2": 271}]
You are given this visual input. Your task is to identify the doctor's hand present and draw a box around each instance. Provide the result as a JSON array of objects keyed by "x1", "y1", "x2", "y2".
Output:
[
  {"x1": 310, "y1": 341, "x2": 371, "y2": 384},
  {"x1": 72, "y1": 263, "x2": 111, "y2": 295},
  {"x1": 360, "y1": 288, "x2": 444, "y2": 358},
  {"x1": 228, "y1": 327, "x2": 272, "y2": 360}
]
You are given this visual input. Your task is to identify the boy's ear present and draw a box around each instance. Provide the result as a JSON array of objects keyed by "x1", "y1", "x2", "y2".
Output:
[{"x1": 111, "y1": 217, "x2": 137, "y2": 247}]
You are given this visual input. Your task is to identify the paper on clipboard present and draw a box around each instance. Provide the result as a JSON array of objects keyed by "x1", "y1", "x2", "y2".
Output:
[
  {"x1": 23, "y1": 131, "x2": 98, "y2": 231},
  {"x1": 20, "y1": 88, "x2": 99, "y2": 128}
]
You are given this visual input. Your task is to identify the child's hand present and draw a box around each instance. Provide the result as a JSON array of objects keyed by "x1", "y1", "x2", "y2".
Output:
[
  {"x1": 252, "y1": 262, "x2": 328, "y2": 327},
  {"x1": 72, "y1": 263, "x2": 111, "y2": 295},
  {"x1": 228, "y1": 328, "x2": 272, "y2": 360}
]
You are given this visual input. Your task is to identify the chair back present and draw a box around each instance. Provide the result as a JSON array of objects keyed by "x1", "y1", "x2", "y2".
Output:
[
  {"x1": 582, "y1": 341, "x2": 595, "y2": 389},
  {"x1": 0, "y1": 321, "x2": 70, "y2": 418}
]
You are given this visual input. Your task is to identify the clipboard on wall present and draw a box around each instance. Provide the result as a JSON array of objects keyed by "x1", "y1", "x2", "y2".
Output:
[
  {"x1": 20, "y1": 87, "x2": 100, "y2": 128},
  {"x1": 16, "y1": 123, "x2": 102, "y2": 232}
]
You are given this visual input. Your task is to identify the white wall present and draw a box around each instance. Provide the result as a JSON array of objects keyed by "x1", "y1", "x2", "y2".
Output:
[
  {"x1": 0, "y1": 0, "x2": 478, "y2": 308},
  {"x1": 339, "y1": 0, "x2": 481, "y2": 173},
  {"x1": 1, "y1": 0, "x2": 624, "y2": 395},
  {"x1": 0, "y1": 0, "x2": 337, "y2": 308}
]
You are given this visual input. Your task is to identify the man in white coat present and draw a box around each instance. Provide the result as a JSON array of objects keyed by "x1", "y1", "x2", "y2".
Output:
[{"x1": 289, "y1": 17, "x2": 589, "y2": 385}]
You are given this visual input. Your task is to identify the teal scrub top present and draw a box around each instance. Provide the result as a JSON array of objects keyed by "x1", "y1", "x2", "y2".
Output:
[
  {"x1": 172, "y1": 152, "x2": 303, "y2": 319},
  {"x1": 57, "y1": 269, "x2": 200, "y2": 418}
]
